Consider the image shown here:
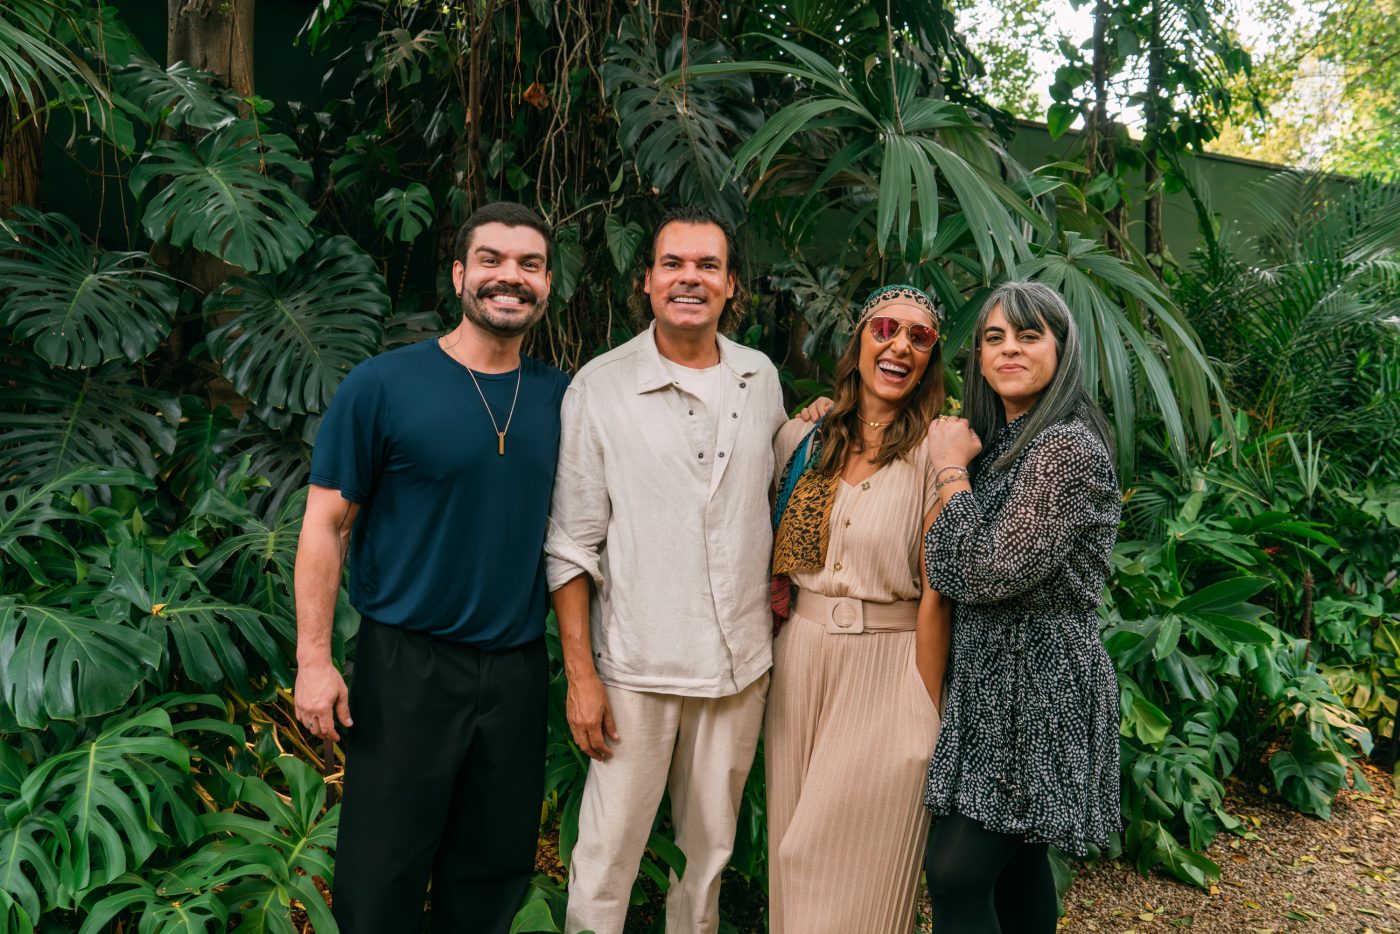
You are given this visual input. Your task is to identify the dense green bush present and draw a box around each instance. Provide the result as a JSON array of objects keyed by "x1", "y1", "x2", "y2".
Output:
[{"x1": 1, "y1": 1, "x2": 1395, "y2": 931}]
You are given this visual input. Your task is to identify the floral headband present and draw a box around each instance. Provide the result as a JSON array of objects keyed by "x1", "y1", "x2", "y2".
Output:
[{"x1": 857, "y1": 283, "x2": 943, "y2": 324}]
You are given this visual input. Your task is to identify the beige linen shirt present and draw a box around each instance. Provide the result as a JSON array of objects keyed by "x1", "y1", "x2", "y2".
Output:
[{"x1": 545, "y1": 323, "x2": 787, "y2": 697}]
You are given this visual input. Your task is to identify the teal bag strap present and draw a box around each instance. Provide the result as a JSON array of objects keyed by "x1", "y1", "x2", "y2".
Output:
[{"x1": 772, "y1": 416, "x2": 825, "y2": 533}]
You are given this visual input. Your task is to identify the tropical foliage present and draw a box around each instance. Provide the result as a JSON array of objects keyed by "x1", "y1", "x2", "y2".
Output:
[{"x1": 0, "y1": 0, "x2": 1395, "y2": 931}]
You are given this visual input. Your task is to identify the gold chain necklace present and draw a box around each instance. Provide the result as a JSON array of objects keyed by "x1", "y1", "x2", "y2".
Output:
[
  {"x1": 858, "y1": 412, "x2": 891, "y2": 429},
  {"x1": 444, "y1": 338, "x2": 522, "y2": 456}
]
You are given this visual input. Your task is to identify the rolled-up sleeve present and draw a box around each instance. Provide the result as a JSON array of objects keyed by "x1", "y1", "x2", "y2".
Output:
[{"x1": 545, "y1": 382, "x2": 610, "y2": 591}]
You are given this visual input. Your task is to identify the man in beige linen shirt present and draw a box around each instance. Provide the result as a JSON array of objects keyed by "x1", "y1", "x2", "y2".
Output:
[{"x1": 547, "y1": 206, "x2": 785, "y2": 934}]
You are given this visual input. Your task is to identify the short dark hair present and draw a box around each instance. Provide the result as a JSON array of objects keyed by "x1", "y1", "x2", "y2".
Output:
[
  {"x1": 455, "y1": 201, "x2": 553, "y2": 270},
  {"x1": 627, "y1": 206, "x2": 751, "y2": 332}
]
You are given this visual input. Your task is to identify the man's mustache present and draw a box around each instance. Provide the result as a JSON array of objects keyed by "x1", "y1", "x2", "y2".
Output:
[{"x1": 475, "y1": 284, "x2": 538, "y2": 304}]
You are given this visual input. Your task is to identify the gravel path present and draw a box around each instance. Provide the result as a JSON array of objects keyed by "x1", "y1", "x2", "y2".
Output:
[{"x1": 1060, "y1": 763, "x2": 1399, "y2": 933}]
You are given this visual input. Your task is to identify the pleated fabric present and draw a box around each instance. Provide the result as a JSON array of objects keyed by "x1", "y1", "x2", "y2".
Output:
[{"x1": 765, "y1": 612, "x2": 941, "y2": 933}]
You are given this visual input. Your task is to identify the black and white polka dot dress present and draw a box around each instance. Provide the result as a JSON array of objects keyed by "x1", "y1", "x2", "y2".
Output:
[{"x1": 923, "y1": 411, "x2": 1122, "y2": 856}]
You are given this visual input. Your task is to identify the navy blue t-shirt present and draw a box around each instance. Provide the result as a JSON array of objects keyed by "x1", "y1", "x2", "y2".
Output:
[{"x1": 309, "y1": 338, "x2": 569, "y2": 649}]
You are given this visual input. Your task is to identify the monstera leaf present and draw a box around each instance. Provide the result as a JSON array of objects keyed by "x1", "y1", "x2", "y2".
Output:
[
  {"x1": 205, "y1": 235, "x2": 388, "y2": 414},
  {"x1": 130, "y1": 119, "x2": 314, "y2": 274},
  {"x1": 603, "y1": 7, "x2": 762, "y2": 224},
  {"x1": 0, "y1": 598, "x2": 159, "y2": 728},
  {"x1": 100, "y1": 542, "x2": 293, "y2": 691},
  {"x1": 7, "y1": 708, "x2": 189, "y2": 905},
  {"x1": 113, "y1": 54, "x2": 238, "y2": 131},
  {"x1": 0, "y1": 465, "x2": 152, "y2": 585},
  {"x1": 78, "y1": 871, "x2": 228, "y2": 934},
  {"x1": 164, "y1": 396, "x2": 240, "y2": 506},
  {"x1": 0, "y1": 352, "x2": 179, "y2": 487},
  {"x1": 372, "y1": 183, "x2": 435, "y2": 242},
  {"x1": 191, "y1": 483, "x2": 303, "y2": 619},
  {"x1": 220, "y1": 421, "x2": 312, "y2": 523},
  {"x1": 192, "y1": 757, "x2": 339, "y2": 934},
  {"x1": 0, "y1": 209, "x2": 177, "y2": 369},
  {"x1": 0, "y1": 809, "x2": 58, "y2": 929}
]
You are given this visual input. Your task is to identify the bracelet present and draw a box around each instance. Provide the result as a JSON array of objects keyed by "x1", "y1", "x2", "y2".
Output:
[
  {"x1": 934, "y1": 465, "x2": 969, "y2": 483},
  {"x1": 935, "y1": 474, "x2": 969, "y2": 492}
]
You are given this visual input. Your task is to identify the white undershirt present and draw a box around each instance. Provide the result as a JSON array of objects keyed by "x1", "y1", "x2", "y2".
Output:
[{"x1": 662, "y1": 356, "x2": 724, "y2": 445}]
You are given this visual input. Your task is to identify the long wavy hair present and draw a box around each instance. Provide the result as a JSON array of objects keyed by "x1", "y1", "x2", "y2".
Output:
[
  {"x1": 815, "y1": 311, "x2": 946, "y2": 477},
  {"x1": 963, "y1": 280, "x2": 1114, "y2": 472}
]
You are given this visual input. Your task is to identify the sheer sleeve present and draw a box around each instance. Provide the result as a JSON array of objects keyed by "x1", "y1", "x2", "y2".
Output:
[{"x1": 923, "y1": 423, "x2": 1119, "y2": 606}]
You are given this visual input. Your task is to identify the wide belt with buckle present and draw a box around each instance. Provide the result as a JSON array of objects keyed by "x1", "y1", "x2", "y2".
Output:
[{"x1": 794, "y1": 590, "x2": 919, "y2": 635}]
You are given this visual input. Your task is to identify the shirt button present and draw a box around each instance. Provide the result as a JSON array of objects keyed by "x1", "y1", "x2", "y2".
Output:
[
  {"x1": 739, "y1": 381, "x2": 747, "y2": 388},
  {"x1": 698, "y1": 452, "x2": 705, "y2": 459},
  {"x1": 689, "y1": 409, "x2": 695, "y2": 415},
  {"x1": 718, "y1": 451, "x2": 725, "y2": 458},
  {"x1": 833, "y1": 561, "x2": 843, "y2": 571},
  {"x1": 731, "y1": 412, "x2": 738, "y2": 418}
]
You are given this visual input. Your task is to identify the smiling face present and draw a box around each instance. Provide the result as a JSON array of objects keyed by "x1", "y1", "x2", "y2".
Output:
[
  {"x1": 451, "y1": 221, "x2": 552, "y2": 338},
  {"x1": 977, "y1": 302, "x2": 1059, "y2": 419},
  {"x1": 856, "y1": 302, "x2": 938, "y2": 412},
  {"x1": 643, "y1": 221, "x2": 736, "y2": 337}
]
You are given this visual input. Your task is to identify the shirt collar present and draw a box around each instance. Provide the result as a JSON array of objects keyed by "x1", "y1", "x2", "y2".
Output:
[{"x1": 635, "y1": 320, "x2": 758, "y2": 393}]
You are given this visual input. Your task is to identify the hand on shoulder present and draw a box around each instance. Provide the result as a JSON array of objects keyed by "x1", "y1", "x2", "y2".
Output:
[
  {"x1": 796, "y1": 396, "x2": 833, "y2": 422},
  {"x1": 926, "y1": 415, "x2": 981, "y2": 469}
]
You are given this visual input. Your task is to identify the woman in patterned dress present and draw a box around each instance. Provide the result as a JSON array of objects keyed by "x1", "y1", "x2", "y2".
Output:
[
  {"x1": 920, "y1": 280, "x2": 1122, "y2": 932},
  {"x1": 765, "y1": 285, "x2": 951, "y2": 933}
]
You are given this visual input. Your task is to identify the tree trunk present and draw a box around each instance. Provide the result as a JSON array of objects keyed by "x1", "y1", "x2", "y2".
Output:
[
  {"x1": 1087, "y1": 0, "x2": 1125, "y2": 253},
  {"x1": 165, "y1": 0, "x2": 255, "y2": 408},
  {"x1": 0, "y1": 97, "x2": 45, "y2": 217},
  {"x1": 164, "y1": 0, "x2": 255, "y2": 301},
  {"x1": 168, "y1": 0, "x2": 255, "y2": 105},
  {"x1": 1143, "y1": 0, "x2": 1165, "y2": 272},
  {"x1": 463, "y1": 0, "x2": 498, "y2": 209}
]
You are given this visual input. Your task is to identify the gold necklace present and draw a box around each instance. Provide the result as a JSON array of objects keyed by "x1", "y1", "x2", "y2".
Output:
[
  {"x1": 858, "y1": 412, "x2": 892, "y2": 429},
  {"x1": 443, "y1": 338, "x2": 522, "y2": 456}
]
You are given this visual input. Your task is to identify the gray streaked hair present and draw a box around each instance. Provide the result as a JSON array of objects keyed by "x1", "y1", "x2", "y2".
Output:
[{"x1": 963, "y1": 279, "x2": 1114, "y2": 472}]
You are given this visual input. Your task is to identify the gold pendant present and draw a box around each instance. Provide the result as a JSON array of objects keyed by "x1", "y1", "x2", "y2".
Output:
[{"x1": 498, "y1": 432, "x2": 506, "y2": 456}]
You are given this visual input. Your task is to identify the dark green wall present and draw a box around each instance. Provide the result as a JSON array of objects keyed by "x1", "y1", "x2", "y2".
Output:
[{"x1": 1007, "y1": 120, "x2": 1299, "y2": 264}]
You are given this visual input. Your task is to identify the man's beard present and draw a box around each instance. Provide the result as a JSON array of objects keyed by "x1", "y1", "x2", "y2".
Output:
[{"x1": 462, "y1": 284, "x2": 547, "y2": 338}]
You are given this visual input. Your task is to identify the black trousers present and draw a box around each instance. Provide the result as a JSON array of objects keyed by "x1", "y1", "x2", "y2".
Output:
[{"x1": 332, "y1": 620, "x2": 547, "y2": 934}]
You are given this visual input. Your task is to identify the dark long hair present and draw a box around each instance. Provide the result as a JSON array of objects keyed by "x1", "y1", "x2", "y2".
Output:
[
  {"x1": 815, "y1": 314, "x2": 946, "y2": 477},
  {"x1": 963, "y1": 280, "x2": 1113, "y2": 472}
]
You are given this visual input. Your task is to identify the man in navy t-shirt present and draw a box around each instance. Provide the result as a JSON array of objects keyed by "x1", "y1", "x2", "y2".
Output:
[{"x1": 293, "y1": 201, "x2": 569, "y2": 933}]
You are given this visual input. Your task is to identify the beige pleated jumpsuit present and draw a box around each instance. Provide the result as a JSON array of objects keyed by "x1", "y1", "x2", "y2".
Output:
[{"x1": 765, "y1": 418, "x2": 943, "y2": 933}]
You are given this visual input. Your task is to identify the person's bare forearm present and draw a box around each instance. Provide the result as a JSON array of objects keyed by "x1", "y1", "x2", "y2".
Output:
[
  {"x1": 916, "y1": 588, "x2": 952, "y2": 707},
  {"x1": 294, "y1": 503, "x2": 354, "y2": 668},
  {"x1": 293, "y1": 487, "x2": 358, "y2": 741},
  {"x1": 553, "y1": 572, "x2": 618, "y2": 757},
  {"x1": 552, "y1": 573, "x2": 596, "y2": 684}
]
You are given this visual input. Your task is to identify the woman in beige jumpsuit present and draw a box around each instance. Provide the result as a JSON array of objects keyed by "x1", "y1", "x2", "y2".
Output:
[{"x1": 766, "y1": 285, "x2": 951, "y2": 933}]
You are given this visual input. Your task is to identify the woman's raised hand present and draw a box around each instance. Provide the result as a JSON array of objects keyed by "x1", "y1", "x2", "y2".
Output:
[
  {"x1": 926, "y1": 416, "x2": 981, "y2": 468},
  {"x1": 797, "y1": 396, "x2": 834, "y2": 422}
]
